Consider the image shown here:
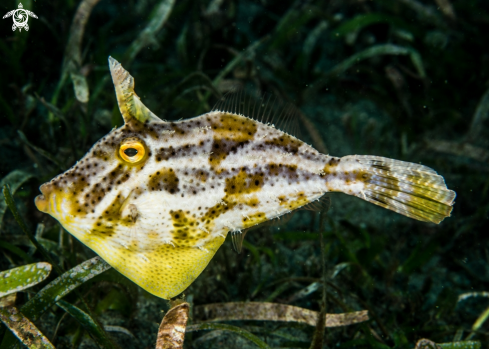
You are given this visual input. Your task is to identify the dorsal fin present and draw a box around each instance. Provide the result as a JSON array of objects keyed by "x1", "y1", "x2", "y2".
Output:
[
  {"x1": 212, "y1": 89, "x2": 302, "y2": 138},
  {"x1": 108, "y1": 56, "x2": 163, "y2": 124}
]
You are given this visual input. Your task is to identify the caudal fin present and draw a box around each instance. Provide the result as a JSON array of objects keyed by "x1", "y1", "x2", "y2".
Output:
[{"x1": 347, "y1": 155, "x2": 456, "y2": 224}]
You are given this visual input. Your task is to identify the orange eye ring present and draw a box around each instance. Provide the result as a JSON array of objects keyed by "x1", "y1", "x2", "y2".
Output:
[{"x1": 119, "y1": 138, "x2": 146, "y2": 163}]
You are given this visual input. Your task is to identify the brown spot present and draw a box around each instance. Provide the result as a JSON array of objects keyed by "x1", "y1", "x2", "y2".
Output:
[
  {"x1": 208, "y1": 113, "x2": 257, "y2": 165},
  {"x1": 242, "y1": 211, "x2": 267, "y2": 228},
  {"x1": 265, "y1": 163, "x2": 298, "y2": 179},
  {"x1": 148, "y1": 168, "x2": 180, "y2": 194},
  {"x1": 126, "y1": 118, "x2": 160, "y2": 140},
  {"x1": 198, "y1": 171, "x2": 208, "y2": 183},
  {"x1": 169, "y1": 210, "x2": 201, "y2": 245},
  {"x1": 322, "y1": 157, "x2": 342, "y2": 175},
  {"x1": 89, "y1": 194, "x2": 131, "y2": 240},
  {"x1": 264, "y1": 135, "x2": 301, "y2": 154},
  {"x1": 225, "y1": 169, "x2": 263, "y2": 195}
]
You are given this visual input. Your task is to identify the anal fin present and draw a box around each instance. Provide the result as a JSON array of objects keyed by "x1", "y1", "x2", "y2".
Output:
[
  {"x1": 230, "y1": 208, "x2": 301, "y2": 254},
  {"x1": 300, "y1": 194, "x2": 331, "y2": 213},
  {"x1": 231, "y1": 230, "x2": 247, "y2": 254}
]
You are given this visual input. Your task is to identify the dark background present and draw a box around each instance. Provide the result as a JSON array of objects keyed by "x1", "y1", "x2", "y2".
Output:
[{"x1": 1, "y1": 0, "x2": 488, "y2": 348}]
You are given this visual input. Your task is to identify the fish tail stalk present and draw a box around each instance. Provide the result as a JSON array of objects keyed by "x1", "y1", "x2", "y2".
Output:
[{"x1": 323, "y1": 155, "x2": 456, "y2": 224}]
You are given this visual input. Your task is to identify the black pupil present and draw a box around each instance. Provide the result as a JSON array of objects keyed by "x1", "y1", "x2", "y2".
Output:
[{"x1": 124, "y1": 148, "x2": 138, "y2": 157}]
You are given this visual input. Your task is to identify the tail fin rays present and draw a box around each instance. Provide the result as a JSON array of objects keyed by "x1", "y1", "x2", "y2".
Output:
[{"x1": 350, "y1": 155, "x2": 456, "y2": 224}]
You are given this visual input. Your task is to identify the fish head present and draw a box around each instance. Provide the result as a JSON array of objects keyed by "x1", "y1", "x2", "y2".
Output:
[
  {"x1": 35, "y1": 57, "x2": 225, "y2": 299},
  {"x1": 34, "y1": 120, "x2": 152, "y2": 225}
]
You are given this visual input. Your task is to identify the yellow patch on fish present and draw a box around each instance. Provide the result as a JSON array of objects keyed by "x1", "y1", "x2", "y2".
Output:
[{"x1": 35, "y1": 57, "x2": 456, "y2": 299}]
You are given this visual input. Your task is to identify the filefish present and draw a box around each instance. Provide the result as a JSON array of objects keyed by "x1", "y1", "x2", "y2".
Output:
[{"x1": 35, "y1": 57, "x2": 456, "y2": 299}]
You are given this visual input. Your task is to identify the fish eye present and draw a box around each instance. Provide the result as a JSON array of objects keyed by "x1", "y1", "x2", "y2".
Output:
[
  {"x1": 119, "y1": 138, "x2": 146, "y2": 163},
  {"x1": 124, "y1": 148, "x2": 138, "y2": 157}
]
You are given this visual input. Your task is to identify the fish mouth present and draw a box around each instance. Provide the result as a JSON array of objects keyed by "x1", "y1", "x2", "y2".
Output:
[{"x1": 35, "y1": 183, "x2": 54, "y2": 213}]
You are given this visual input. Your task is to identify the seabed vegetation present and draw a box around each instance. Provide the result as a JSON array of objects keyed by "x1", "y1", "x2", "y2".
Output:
[{"x1": 0, "y1": 0, "x2": 488, "y2": 348}]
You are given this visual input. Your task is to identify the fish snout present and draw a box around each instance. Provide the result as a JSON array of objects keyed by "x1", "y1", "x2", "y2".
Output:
[{"x1": 35, "y1": 183, "x2": 54, "y2": 213}]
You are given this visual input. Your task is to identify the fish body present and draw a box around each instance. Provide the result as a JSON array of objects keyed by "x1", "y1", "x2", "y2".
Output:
[{"x1": 35, "y1": 57, "x2": 456, "y2": 299}]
